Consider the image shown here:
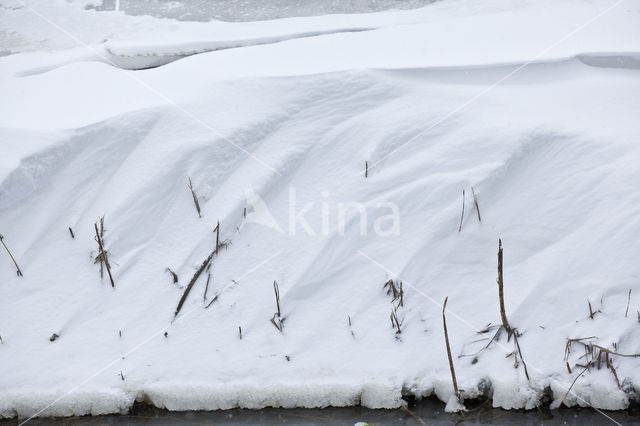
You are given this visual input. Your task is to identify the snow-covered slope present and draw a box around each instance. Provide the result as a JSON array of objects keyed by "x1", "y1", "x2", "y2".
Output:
[{"x1": 1, "y1": 0, "x2": 640, "y2": 419}]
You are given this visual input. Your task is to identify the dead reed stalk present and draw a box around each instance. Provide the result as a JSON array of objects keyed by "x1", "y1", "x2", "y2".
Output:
[
  {"x1": 442, "y1": 297, "x2": 460, "y2": 399},
  {"x1": 513, "y1": 333, "x2": 530, "y2": 380},
  {"x1": 203, "y1": 272, "x2": 211, "y2": 302},
  {"x1": 559, "y1": 365, "x2": 590, "y2": 406},
  {"x1": 188, "y1": 178, "x2": 201, "y2": 218},
  {"x1": 68, "y1": 227, "x2": 75, "y2": 239},
  {"x1": 458, "y1": 189, "x2": 465, "y2": 232},
  {"x1": 0, "y1": 234, "x2": 23, "y2": 277},
  {"x1": 497, "y1": 239, "x2": 511, "y2": 337},
  {"x1": 365, "y1": 160, "x2": 368, "y2": 178},
  {"x1": 390, "y1": 308, "x2": 403, "y2": 334},
  {"x1": 625, "y1": 289, "x2": 632, "y2": 318},
  {"x1": 175, "y1": 248, "x2": 216, "y2": 318},
  {"x1": 270, "y1": 280, "x2": 285, "y2": 331},
  {"x1": 471, "y1": 186, "x2": 481, "y2": 222},
  {"x1": 214, "y1": 221, "x2": 220, "y2": 255},
  {"x1": 165, "y1": 268, "x2": 178, "y2": 284}
]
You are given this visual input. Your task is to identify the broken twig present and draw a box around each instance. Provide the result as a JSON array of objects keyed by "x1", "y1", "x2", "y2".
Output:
[
  {"x1": 442, "y1": 297, "x2": 460, "y2": 399},
  {"x1": 0, "y1": 234, "x2": 23, "y2": 277}
]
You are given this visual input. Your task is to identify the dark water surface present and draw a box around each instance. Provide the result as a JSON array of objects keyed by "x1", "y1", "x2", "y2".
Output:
[{"x1": 3, "y1": 397, "x2": 640, "y2": 425}]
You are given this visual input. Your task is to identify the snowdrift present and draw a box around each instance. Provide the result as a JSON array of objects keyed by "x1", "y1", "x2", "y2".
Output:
[{"x1": 1, "y1": 0, "x2": 640, "y2": 419}]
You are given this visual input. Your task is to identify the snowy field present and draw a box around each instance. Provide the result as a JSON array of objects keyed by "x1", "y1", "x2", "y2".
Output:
[{"x1": 1, "y1": 0, "x2": 640, "y2": 420}]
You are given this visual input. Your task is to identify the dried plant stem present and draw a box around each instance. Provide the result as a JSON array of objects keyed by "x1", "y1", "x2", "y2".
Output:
[
  {"x1": 238, "y1": 326, "x2": 242, "y2": 340},
  {"x1": 590, "y1": 345, "x2": 640, "y2": 358},
  {"x1": 390, "y1": 308, "x2": 402, "y2": 334},
  {"x1": 270, "y1": 281, "x2": 285, "y2": 331},
  {"x1": 497, "y1": 239, "x2": 511, "y2": 336},
  {"x1": 513, "y1": 333, "x2": 530, "y2": 380},
  {"x1": 203, "y1": 272, "x2": 211, "y2": 302},
  {"x1": 588, "y1": 300, "x2": 594, "y2": 319},
  {"x1": 175, "y1": 248, "x2": 216, "y2": 318},
  {"x1": 165, "y1": 268, "x2": 178, "y2": 284},
  {"x1": 365, "y1": 160, "x2": 368, "y2": 178},
  {"x1": 0, "y1": 234, "x2": 23, "y2": 277},
  {"x1": 273, "y1": 280, "x2": 281, "y2": 317},
  {"x1": 94, "y1": 222, "x2": 114, "y2": 287},
  {"x1": 215, "y1": 221, "x2": 220, "y2": 255},
  {"x1": 625, "y1": 289, "x2": 632, "y2": 318},
  {"x1": 442, "y1": 297, "x2": 459, "y2": 399},
  {"x1": 68, "y1": 227, "x2": 75, "y2": 239},
  {"x1": 188, "y1": 178, "x2": 201, "y2": 218},
  {"x1": 471, "y1": 186, "x2": 481, "y2": 222},
  {"x1": 458, "y1": 189, "x2": 465, "y2": 232},
  {"x1": 560, "y1": 365, "x2": 591, "y2": 407}
]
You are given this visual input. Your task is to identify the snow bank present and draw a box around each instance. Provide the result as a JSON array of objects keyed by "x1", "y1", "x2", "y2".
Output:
[{"x1": 1, "y1": 0, "x2": 640, "y2": 419}]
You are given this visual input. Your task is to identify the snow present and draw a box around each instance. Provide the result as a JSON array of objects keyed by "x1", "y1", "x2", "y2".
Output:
[
  {"x1": 1, "y1": 0, "x2": 640, "y2": 420},
  {"x1": 444, "y1": 395, "x2": 466, "y2": 413}
]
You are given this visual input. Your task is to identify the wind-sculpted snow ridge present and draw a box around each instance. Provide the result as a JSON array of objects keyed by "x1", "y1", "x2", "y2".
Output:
[
  {"x1": 104, "y1": 27, "x2": 377, "y2": 70},
  {"x1": 1, "y1": 0, "x2": 640, "y2": 420}
]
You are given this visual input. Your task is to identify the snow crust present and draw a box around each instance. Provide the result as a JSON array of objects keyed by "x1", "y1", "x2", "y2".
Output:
[{"x1": 1, "y1": 0, "x2": 640, "y2": 419}]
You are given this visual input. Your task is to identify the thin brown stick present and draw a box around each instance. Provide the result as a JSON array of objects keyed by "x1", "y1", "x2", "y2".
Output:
[
  {"x1": 560, "y1": 364, "x2": 591, "y2": 407},
  {"x1": 588, "y1": 300, "x2": 594, "y2": 319},
  {"x1": 165, "y1": 268, "x2": 178, "y2": 284},
  {"x1": 365, "y1": 160, "x2": 368, "y2": 178},
  {"x1": 471, "y1": 186, "x2": 481, "y2": 222},
  {"x1": 175, "y1": 248, "x2": 216, "y2": 318},
  {"x1": 188, "y1": 178, "x2": 201, "y2": 218},
  {"x1": 390, "y1": 308, "x2": 402, "y2": 334},
  {"x1": 458, "y1": 189, "x2": 465, "y2": 232},
  {"x1": 590, "y1": 345, "x2": 640, "y2": 358},
  {"x1": 442, "y1": 297, "x2": 459, "y2": 398},
  {"x1": 203, "y1": 272, "x2": 211, "y2": 302},
  {"x1": 513, "y1": 333, "x2": 530, "y2": 381},
  {"x1": 273, "y1": 280, "x2": 281, "y2": 317},
  {"x1": 625, "y1": 289, "x2": 632, "y2": 318},
  {"x1": 238, "y1": 326, "x2": 242, "y2": 340},
  {"x1": 497, "y1": 239, "x2": 511, "y2": 336},
  {"x1": 68, "y1": 227, "x2": 75, "y2": 239},
  {"x1": 607, "y1": 362, "x2": 622, "y2": 389},
  {"x1": 0, "y1": 234, "x2": 23, "y2": 277},
  {"x1": 215, "y1": 221, "x2": 220, "y2": 255},
  {"x1": 204, "y1": 294, "x2": 219, "y2": 309}
]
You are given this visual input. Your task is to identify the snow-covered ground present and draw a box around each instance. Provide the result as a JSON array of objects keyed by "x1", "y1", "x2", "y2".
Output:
[{"x1": 1, "y1": 0, "x2": 640, "y2": 420}]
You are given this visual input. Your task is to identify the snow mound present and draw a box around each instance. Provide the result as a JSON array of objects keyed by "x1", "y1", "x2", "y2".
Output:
[{"x1": 1, "y1": 0, "x2": 640, "y2": 419}]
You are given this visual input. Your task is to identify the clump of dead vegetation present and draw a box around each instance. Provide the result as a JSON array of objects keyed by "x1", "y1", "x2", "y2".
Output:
[
  {"x1": 560, "y1": 336, "x2": 640, "y2": 405},
  {"x1": 384, "y1": 279, "x2": 404, "y2": 336},
  {"x1": 93, "y1": 216, "x2": 114, "y2": 287}
]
